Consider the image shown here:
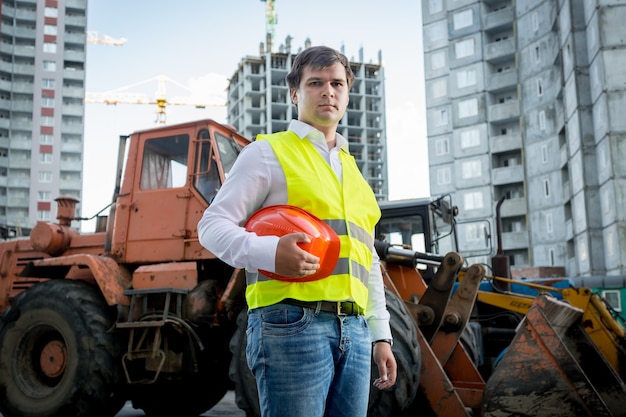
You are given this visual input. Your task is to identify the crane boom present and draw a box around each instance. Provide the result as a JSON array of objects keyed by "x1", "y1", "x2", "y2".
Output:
[{"x1": 85, "y1": 75, "x2": 225, "y2": 125}]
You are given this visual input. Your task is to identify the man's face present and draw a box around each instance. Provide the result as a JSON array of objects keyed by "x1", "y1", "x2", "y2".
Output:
[{"x1": 291, "y1": 62, "x2": 350, "y2": 131}]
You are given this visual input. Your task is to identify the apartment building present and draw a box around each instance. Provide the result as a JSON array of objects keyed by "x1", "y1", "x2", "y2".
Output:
[
  {"x1": 0, "y1": 0, "x2": 86, "y2": 237},
  {"x1": 226, "y1": 38, "x2": 389, "y2": 200},
  {"x1": 422, "y1": 0, "x2": 626, "y2": 277}
]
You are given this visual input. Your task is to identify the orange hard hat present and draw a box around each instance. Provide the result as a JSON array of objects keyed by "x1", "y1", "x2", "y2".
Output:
[{"x1": 244, "y1": 205, "x2": 340, "y2": 282}]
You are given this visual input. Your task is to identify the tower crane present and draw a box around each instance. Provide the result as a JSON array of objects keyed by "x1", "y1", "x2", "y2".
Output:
[
  {"x1": 260, "y1": 0, "x2": 277, "y2": 52},
  {"x1": 85, "y1": 75, "x2": 225, "y2": 125},
  {"x1": 86, "y1": 31, "x2": 127, "y2": 46}
]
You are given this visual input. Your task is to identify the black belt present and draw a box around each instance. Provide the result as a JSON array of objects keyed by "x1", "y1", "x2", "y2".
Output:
[{"x1": 281, "y1": 298, "x2": 363, "y2": 316}]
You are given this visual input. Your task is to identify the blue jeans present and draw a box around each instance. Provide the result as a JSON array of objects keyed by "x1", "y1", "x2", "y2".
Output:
[{"x1": 246, "y1": 303, "x2": 372, "y2": 417}]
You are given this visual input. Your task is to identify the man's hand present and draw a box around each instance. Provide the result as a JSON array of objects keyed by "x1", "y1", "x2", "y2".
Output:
[
  {"x1": 275, "y1": 233, "x2": 320, "y2": 278},
  {"x1": 372, "y1": 342, "x2": 397, "y2": 390}
]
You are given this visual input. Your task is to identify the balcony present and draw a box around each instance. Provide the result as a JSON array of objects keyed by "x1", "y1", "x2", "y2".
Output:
[
  {"x1": 491, "y1": 165, "x2": 524, "y2": 185},
  {"x1": 13, "y1": 63, "x2": 35, "y2": 76},
  {"x1": 483, "y1": 7, "x2": 514, "y2": 32},
  {"x1": 61, "y1": 104, "x2": 84, "y2": 117},
  {"x1": 502, "y1": 230, "x2": 529, "y2": 250},
  {"x1": 64, "y1": 15, "x2": 86, "y2": 27},
  {"x1": 8, "y1": 158, "x2": 32, "y2": 169},
  {"x1": 63, "y1": 68, "x2": 85, "y2": 81},
  {"x1": 486, "y1": 70, "x2": 517, "y2": 92},
  {"x1": 60, "y1": 123, "x2": 84, "y2": 135},
  {"x1": 488, "y1": 100, "x2": 520, "y2": 123},
  {"x1": 63, "y1": 50, "x2": 86, "y2": 62},
  {"x1": 500, "y1": 197, "x2": 527, "y2": 217},
  {"x1": 12, "y1": 82, "x2": 34, "y2": 94},
  {"x1": 59, "y1": 178, "x2": 82, "y2": 190},
  {"x1": 490, "y1": 133, "x2": 522, "y2": 153},
  {"x1": 9, "y1": 100, "x2": 33, "y2": 112},
  {"x1": 64, "y1": 32, "x2": 85, "y2": 44},
  {"x1": 485, "y1": 38, "x2": 516, "y2": 63}
]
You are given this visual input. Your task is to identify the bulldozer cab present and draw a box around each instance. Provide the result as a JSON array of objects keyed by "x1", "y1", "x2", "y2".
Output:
[
  {"x1": 377, "y1": 194, "x2": 461, "y2": 282},
  {"x1": 109, "y1": 119, "x2": 250, "y2": 263}
]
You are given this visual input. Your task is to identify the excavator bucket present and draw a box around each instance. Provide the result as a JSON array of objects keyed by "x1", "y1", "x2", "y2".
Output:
[{"x1": 483, "y1": 294, "x2": 626, "y2": 417}]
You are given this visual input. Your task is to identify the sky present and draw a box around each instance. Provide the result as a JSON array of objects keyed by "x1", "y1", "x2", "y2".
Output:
[{"x1": 83, "y1": 0, "x2": 430, "y2": 231}]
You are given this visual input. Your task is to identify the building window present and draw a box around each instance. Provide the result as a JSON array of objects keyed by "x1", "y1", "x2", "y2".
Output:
[
  {"x1": 427, "y1": 21, "x2": 447, "y2": 43},
  {"x1": 38, "y1": 171, "x2": 52, "y2": 183},
  {"x1": 457, "y1": 69, "x2": 476, "y2": 89},
  {"x1": 43, "y1": 61, "x2": 56, "y2": 71},
  {"x1": 606, "y1": 229, "x2": 615, "y2": 257},
  {"x1": 461, "y1": 159, "x2": 482, "y2": 179},
  {"x1": 42, "y1": 78, "x2": 56, "y2": 88},
  {"x1": 436, "y1": 167, "x2": 451, "y2": 185},
  {"x1": 548, "y1": 247, "x2": 556, "y2": 265},
  {"x1": 40, "y1": 134, "x2": 54, "y2": 144},
  {"x1": 39, "y1": 152, "x2": 53, "y2": 164},
  {"x1": 44, "y1": 25, "x2": 57, "y2": 36},
  {"x1": 465, "y1": 223, "x2": 483, "y2": 242},
  {"x1": 546, "y1": 212, "x2": 553, "y2": 233},
  {"x1": 41, "y1": 116, "x2": 54, "y2": 126},
  {"x1": 455, "y1": 38, "x2": 475, "y2": 59},
  {"x1": 435, "y1": 137, "x2": 449, "y2": 156},
  {"x1": 431, "y1": 78, "x2": 447, "y2": 98},
  {"x1": 453, "y1": 9, "x2": 473, "y2": 30},
  {"x1": 43, "y1": 43, "x2": 57, "y2": 53},
  {"x1": 603, "y1": 290, "x2": 621, "y2": 312},
  {"x1": 431, "y1": 51, "x2": 446, "y2": 70},
  {"x1": 539, "y1": 110, "x2": 546, "y2": 130},
  {"x1": 458, "y1": 98, "x2": 478, "y2": 118},
  {"x1": 434, "y1": 109, "x2": 448, "y2": 127},
  {"x1": 543, "y1": 178, "x2": 550, "y2": 197},
  {"x1": 535, "y1": 46, "x2": 541, "y2": 63},
  {"x1": 41, "y1": 97, "x2": 55, "y2": 107},
  {"x1": 464, "y1": 191, "x2": 483, "y2": 210},
  {"x1": 38, "y1": 191, "x2": 51, "y2": 201},
  {"x1": 44, "y1": 7, "x2": 58, "y2": 17},
  {"x1": 541, "y1": 144, "x2": 548, "y2": 163},
  {"x1": 537, "y1": 78, "x2": 543, "y2": 96},
  {"x1": 532, "y1": 12, "x2": 539, "y2": 32},
  {"x1": 37, "y1": 210, "x2": 51, "y2": 221},
  {"x1": 460, "y1": 128, "x2": 480, "y2": 148}
]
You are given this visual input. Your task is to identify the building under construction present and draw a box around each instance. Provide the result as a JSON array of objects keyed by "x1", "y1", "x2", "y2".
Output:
[{"x1": 226, "y1": 37, "x2": 390, "y2": 200}]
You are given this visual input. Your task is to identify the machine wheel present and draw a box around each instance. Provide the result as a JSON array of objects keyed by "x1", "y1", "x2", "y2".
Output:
[
  {"x1": 129, "y1": 282, "x2": 235, "y2": 417},
  {"x1": 229, "y1": 289, "x2": 421, "y2": 417},
  {"x1": 368, "y1": 288, "x2": 421, "y2": 417},
  {"x1": 0, "y1": 279, "x2": 124, "y2": 417}
]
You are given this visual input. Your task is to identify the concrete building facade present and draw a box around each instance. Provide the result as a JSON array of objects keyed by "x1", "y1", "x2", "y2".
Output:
[
  {"x1": 226, "y1": 38, "x2": 389, "y2": 200},
  {"x1": 0, "y1": 0, "x2": 86, "y2": 237},
  {"x1": 422, "y1": 0, "x2": 626, "y2": 277}
]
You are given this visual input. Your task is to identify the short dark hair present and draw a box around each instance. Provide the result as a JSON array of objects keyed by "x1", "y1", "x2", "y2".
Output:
[{"x1": 286, "y1": 45, "x2": 354, "y2": 91}]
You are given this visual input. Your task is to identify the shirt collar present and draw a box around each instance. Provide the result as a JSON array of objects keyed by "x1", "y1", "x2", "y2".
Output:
[{"x1": 288, "y1": 120, "x2": 349, "y2": 152}]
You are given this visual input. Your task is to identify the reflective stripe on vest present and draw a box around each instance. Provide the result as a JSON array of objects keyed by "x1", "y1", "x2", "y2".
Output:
[{"x1": 245, "y1": 131, "x2": 380, "y2": 312}]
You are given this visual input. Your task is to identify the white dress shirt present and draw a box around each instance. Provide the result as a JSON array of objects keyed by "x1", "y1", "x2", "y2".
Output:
[{"x1": 198, "y1": 120, "x2": 392, "y2": 341}]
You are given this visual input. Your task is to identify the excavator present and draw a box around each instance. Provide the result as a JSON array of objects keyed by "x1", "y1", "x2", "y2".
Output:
[
  {"x1": 374, "y1": 196, "x2": 626, "y2": 416},
  {"x1": 0, "y1": 119, "x2": 624, "y2": 417}
]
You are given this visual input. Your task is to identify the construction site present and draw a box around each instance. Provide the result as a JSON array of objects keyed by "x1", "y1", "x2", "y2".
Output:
[{"x1": 1, "y1": 0, "x2": 626, "y2": 416}]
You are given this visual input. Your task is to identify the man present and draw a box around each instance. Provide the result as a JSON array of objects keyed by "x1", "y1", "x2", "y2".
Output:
[{"x1": 198, "y1": 45, "x2": 396, "y2": 417}]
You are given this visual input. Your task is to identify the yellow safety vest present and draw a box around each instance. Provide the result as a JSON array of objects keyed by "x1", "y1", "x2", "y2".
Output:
[{"x1": 245, "y1": 131, "x2": 381, "y2": 311}]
